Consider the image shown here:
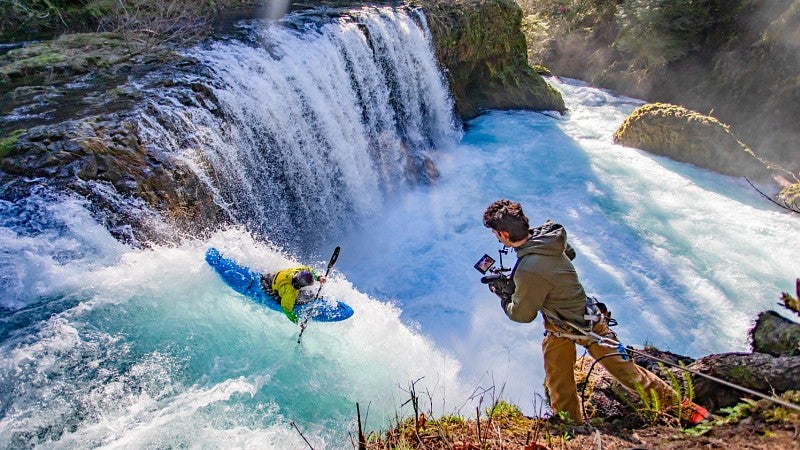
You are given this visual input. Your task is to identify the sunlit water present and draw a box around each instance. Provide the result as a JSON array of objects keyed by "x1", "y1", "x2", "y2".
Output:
[
  {"x1": 338, "y1": 77, "x2": 800, "y2": 412},
  {"x1": 2, "y1": 7, "x2": 800, "y2": 449},
  {"x1": 0, "y1": 208, "x2": 463, "y2": 448}
]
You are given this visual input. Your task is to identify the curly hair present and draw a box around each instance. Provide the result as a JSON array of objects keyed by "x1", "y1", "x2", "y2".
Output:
[{"x1": 483, "y1": 199, "x2": 530, "y2": 241}]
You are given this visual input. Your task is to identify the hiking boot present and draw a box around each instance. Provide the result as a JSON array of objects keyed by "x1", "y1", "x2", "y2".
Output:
[{"x1": 681, "y1": 398, "x2": 710, "y2": 425}]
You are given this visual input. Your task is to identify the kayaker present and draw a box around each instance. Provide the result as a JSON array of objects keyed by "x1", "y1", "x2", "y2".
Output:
[{"x1": 261, "y1": 267, "x2": 327, "y2": 323}]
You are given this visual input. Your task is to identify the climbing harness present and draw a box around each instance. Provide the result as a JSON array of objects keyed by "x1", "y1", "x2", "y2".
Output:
[{"x1": 542, "y1": 298, "x2": 627, "y2": 360}]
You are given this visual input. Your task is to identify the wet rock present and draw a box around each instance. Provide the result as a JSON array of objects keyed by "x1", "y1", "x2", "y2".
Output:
[
  {"x1": 778, "y1": 182, "x2": 800, "y2": 213},
  {"x1": 0, "y1": 114, "x2": 227, "y2": 244}
]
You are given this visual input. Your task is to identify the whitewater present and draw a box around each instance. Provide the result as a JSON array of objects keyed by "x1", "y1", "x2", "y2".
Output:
[{"x1": 1, "y1": 6, "x2": 799, "y2": 449}]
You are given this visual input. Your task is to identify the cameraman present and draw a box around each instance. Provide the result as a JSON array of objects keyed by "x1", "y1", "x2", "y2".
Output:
[{"x1": 482, "y1": 199, "x2": 708, "y2": 425}]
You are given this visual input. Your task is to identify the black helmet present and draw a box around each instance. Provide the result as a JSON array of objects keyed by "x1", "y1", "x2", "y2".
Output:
[{"x1": 292, "y1": 270, "x2": 314, "y2": 288}]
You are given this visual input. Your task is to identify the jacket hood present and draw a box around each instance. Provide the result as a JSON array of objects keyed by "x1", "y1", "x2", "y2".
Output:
[{"x1": 514, "y1": 220, "x2": 567, "y2": 257}]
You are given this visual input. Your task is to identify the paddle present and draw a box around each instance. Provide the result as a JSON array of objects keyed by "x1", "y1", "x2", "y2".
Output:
[{"x1": 297, "y1": 246, "x2": 340, "y2": 343}]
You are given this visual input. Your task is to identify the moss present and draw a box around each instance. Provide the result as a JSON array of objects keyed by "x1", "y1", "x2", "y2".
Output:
[
  {"x1": 728, "y1": 365, "x2": 757, "y2": 386},
  {"x1": 778, "y1": 183, "x2": 800, "y2": 211},
  {"x1": 531, "y1": 64, "x2": 553, "y2": 76},
  {"x1": 0, "y1": 32, "x2": 130, "y2": 83},
  {"x1": 0, "y1": 130, "x2": 26, "y2": 159},
  {"x1": 763, "y1": 391, "x2": 800, "y2": 424},
  {"x1": 487, "y1": 400, "x2": 524, "y2": 419},
  {"x1": 420, "y1": 0, "x2": 565, "y2": 117}
]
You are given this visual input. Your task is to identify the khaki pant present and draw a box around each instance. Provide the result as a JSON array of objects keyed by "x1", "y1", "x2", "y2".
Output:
[{"x1": 542, "y1": 320, "x2": 679, "y2": 424}]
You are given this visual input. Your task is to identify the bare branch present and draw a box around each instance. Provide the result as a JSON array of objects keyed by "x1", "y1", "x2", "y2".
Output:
[
  {"x1": 105, "y1": 0, "x2": 211, "y2": 56},
  {"x1": 744, "y1": 178, "x2": 800, "y2": 216}
]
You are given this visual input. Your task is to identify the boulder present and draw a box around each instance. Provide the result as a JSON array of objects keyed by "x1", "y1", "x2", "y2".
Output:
[
  {"x1": 613, "y1": 103, "x2": 774, "y2": 181},
  {"x1": 778, "y1": 182, "x2": 800, "y2": 213}
]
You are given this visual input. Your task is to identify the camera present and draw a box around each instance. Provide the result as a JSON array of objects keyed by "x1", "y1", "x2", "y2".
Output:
[{"x1": 474, "y1": 248, "x2": 515, "y2": 301}]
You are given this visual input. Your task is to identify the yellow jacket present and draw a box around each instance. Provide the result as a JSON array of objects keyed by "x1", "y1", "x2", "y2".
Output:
[{"x1": 270, "y1": 266, "x2": 319, "y2": 322}]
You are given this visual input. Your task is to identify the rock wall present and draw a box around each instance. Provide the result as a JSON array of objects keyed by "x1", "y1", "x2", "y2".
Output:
[{"x1": 419, "y1": 0, "x2": 564, "y2": 119}]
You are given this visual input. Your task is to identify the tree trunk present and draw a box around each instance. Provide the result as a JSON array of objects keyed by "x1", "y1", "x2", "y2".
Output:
[
  {"x1": 750, "y1": 310, "x2": 800, "y2": 357},
  {"x1": 682, "y1": 352, "x2": 800, "y2": 410}
]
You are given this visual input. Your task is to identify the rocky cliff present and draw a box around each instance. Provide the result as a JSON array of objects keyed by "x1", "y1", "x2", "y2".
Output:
[{"x1": 417, "y1": 0, "x2": 564, "y2": 119}]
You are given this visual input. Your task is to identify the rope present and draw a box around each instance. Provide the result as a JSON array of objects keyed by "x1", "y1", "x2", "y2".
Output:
[
  {"x1": 559, "y1": 320, "x2": 800, "y2": 413},
  {"x1": 623, "y1": 345, "x2": 800, "y2": 412}
]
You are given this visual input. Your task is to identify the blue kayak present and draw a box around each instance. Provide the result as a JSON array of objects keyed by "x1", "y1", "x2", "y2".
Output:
[{"x1": 205, "y1": 247, "x2": 354, "y2": 322}]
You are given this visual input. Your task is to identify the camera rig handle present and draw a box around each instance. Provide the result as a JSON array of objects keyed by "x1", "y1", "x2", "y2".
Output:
[{"x1": 497, "y1": 247, "x2": 511, "y2": 272}]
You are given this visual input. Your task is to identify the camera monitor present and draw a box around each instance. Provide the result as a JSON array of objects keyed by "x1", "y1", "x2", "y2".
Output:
[{"x1": 474, "y1": 254, "x2": 496, "y2": 274}]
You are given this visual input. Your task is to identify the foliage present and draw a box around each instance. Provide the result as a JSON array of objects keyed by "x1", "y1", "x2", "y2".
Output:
[
  {"x1": 517, "y1": 0, "x2": 617, "y2": 33},
  {"x1": 683, "y1": 399, "x2": 757, "y2": 437},
  {"x1": 0, "y1": 0, "x2": 219, "y2": 46},
  {"x1": 94, "y1": 0, "x2": 212, "y2": 55},
  {"x1": 663, "y1": 363, "x2": 695, "y2": 403},
  {"x1": 763, "y1": 391, "x2": 800, "y2": 424},
  {"x1": 630, "y1": 365, "x2": 697, "y2": 426},
  {"x1": 0, "y1": 0, "x2": 70, "y2": 38},
  {"x1": 486, "y1": 399, "x2": 523, "y2": 419},
  {"x1": 614, "y1": 0, "x2": 715, "y2": 69},
  {"x1": 780, "y1": 278, "x2": 800, "y2": 315},
  {"x1": 633, "y1": 384, "x2": 665, "y2": 424}
]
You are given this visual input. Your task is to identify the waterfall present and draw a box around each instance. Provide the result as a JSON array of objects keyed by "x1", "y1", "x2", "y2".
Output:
[{"x1": 139, "y1": 7, "x2": 461, "y2": 250}]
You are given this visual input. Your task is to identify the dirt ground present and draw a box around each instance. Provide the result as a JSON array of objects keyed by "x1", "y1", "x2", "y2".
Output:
[{"x1": 364, "y1": 397, "x2": 800, "y2": 450}]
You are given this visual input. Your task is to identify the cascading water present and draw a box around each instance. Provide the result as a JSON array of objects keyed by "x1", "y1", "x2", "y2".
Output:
[
  {"x1": 139, "y1": 6, "x2": 460, "y2": 251},
  {"x1": 2, "y1": 5, "x2": 800, "y2": 449},
  {"x1": 0, "y1": 7, "x2": 466, "y2": 448}
]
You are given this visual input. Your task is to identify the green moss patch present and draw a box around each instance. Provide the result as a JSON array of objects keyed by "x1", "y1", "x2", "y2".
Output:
[
  {"x1": 0, "y1": 129, "x2": 25, "y2": 158},
  {"x1": 1, "y1": 32, "x2": 127, "y2": 83}
]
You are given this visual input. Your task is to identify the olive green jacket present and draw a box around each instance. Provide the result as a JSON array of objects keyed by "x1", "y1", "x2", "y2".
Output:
[{"x1": 506, "y1": 221, "x2": 587, "y2": 326}]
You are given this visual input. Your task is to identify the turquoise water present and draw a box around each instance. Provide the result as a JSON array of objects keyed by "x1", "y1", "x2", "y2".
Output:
[
  {"x1": 337, "y1": 77, "x2": 800, "y2": 412},
  {"x1": 2, "y1": 79, "x2": 799, "y2": 449},
  {"x1": 2, "y1": 8, "x2": 799, "y2": 448},
  {"x1": 0, "y1": 225, "x2": 463, "y2": 448}
]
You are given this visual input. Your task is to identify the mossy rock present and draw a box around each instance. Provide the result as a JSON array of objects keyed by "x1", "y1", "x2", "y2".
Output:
[
  {"x1": 613, "y1": 103, "x2": 773, "y2": 181},
  {"x1": 750, "y1": 311, "x2": 800, "y2": 357},
  {"x1": 419, "y1": 0, "x2": 565, "y2": 119},
  {"x1": 0, "y1": 129, "x2": 25, "y2": 158},
  {"x1": 0, "y1": 33, "x2": 127, "y2": 85}
]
